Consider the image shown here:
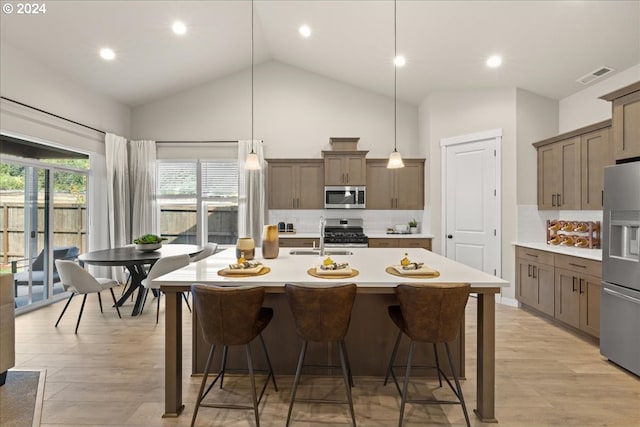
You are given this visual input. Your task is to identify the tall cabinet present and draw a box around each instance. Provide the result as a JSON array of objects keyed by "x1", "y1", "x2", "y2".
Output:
[
  {"x1": 366, "y1": 159, "x2": 425, "y2": 209},
  {"x1": 600, "y1": 81, "x2": 640, "y2": 161},
  {"x1": 267, "y1": 159, "x2": 324, "y2": 209}
]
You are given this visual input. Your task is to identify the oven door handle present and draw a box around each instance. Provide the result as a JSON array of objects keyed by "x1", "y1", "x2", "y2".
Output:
[{"x1": 603, "y1": 287, "x2": 640, "y2": 304}]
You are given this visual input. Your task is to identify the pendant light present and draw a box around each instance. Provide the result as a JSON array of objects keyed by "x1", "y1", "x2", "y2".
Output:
[
  {"x1": 244, "y1": 0, "x2": 261, "y2": 170},
  {"x1": 387, "y1": 0, "x2": 404, "y2": 169}
]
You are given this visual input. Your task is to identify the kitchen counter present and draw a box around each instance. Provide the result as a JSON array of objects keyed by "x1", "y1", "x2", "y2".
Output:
[
  {"x1": 514, "y1": 242, "x2": 602, "y2": 261},
  {"x1": 279, "y1": 232, "x2": 435, "y2": 239},
  {"x1": 156, "y1": 247, "x2": 508, "y2": 422}
]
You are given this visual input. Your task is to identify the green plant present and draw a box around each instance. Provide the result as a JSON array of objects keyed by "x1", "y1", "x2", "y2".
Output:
[
  {"x1": 408, "y1": 218, "x2": 418, "y2": 227},
  {"x1": 133, "y1": 234, "x2": 167, "y2": 244}
]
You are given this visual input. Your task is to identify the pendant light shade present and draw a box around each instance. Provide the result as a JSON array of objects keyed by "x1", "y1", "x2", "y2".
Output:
[
  {"x1": 245, "y1": 149, "x2": 261, "y2": 170},
  {"x1": 245, "y1": 0, "x2": 261, "y2": 170},
  {"x1": 387, "y1": 0, "x2": 404, "y2": 169}
]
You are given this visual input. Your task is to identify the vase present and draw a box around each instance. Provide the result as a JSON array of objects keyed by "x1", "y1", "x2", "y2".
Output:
[
  {"x1": 236, "y1": 237, "x2": 255, "y2": 260},
  {"x1": 262, "y1": 225, "x2": 279, "y2": 259}
]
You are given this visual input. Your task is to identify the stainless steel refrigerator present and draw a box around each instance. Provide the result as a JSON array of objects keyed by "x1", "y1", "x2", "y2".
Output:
[{"x1": 601, "y1": 161, "x2": 640, "y2": 376}]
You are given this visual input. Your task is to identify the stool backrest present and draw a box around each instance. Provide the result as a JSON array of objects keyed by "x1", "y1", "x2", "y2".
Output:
[
  {"x1": 191, "y1": 284, "x2": 265, "y2": 346},
  {"x1": 396, "y1": 283, "x2": 470, "y2": 343},
  {"x1": 285, "y1": 283, "x2": 357, "y2": 342}
]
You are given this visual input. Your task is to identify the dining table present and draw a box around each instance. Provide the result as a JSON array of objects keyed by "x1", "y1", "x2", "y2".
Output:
[
  {"x1": 78, "y1": 244, "x2": 202, "y2": 316},
  {"x1": 154, "y1": 247, "x2": 509, "y2": 422}
]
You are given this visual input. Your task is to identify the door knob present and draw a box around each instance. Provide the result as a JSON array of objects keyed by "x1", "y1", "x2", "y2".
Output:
[{"x1": 447, "y1": 234, "x2": 453, "y2": 239}]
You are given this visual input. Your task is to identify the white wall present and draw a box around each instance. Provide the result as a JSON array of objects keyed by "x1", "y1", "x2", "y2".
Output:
[
  {"x1": 131, "y1": 61, "x2": 420, "y2": 159},
  {"x1": 422, "y1": 88, "x2": 518, "y2": 300},
  {"x1": 0, "y1": 41, "x2": 131, "y2": 145},
  {"x1": 559, "y1": 64, "x2": 640, "y2": 132}
]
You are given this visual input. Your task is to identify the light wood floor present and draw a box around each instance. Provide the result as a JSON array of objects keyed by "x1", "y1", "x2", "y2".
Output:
[{"x1": 13, "y1": 289, "x2": 640, "y2": 426}]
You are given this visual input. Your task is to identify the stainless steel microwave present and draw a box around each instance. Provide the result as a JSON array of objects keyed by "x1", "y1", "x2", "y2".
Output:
[{"x1": 324, "y1": 186, "x2": 365, "y2": 209}]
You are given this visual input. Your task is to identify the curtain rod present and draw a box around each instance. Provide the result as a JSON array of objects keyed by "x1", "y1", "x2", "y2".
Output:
[
  {"x1": 156, "y1": 140, "x2": 263, "y2": 144},
  {"x1": 1, "y1": 96, "x2": 106, "y2": 135}
]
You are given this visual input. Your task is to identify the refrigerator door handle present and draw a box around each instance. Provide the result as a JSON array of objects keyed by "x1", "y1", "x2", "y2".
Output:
[{"x1": 603, "y1": 287, "x2": 640, "y2": 304}]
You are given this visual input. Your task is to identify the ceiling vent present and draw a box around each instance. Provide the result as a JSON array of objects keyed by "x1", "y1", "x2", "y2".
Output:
[{"x1": 577, "y1": 66, "x2": 615, "y2": 85}]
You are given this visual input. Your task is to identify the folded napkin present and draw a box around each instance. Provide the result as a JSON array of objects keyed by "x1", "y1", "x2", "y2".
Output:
[
  {"x1": 315, "y1": 264, "x2": 352, "y2": 275},
  {"x1": 392, "y1": 264, "x2": 438, "y2": 276},
  {"x1": 225, "y1": 261, "x2": 263, "y2": 274}
]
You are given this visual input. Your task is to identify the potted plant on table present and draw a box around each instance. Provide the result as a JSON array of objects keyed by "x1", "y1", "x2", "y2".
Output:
[
  {"x1": 133, "y1": 234, "x2": 167, "y2": 252},
  {"x1": 408, "y1": 219, "x2": 419, "y2": 234}
]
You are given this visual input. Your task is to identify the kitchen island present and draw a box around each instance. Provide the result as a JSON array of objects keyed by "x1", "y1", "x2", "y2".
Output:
[{"x1": 155, "y1": 247, "x2": 509, "y2": 422}]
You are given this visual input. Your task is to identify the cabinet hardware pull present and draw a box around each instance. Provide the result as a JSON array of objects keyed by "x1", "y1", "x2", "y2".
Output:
[
  {"x1": 532, "y1": 265, "x2": 537, "y2": 279},
  {"x1": 525, "y1": 253, "x2": 539, "y2": 258},
  {"x1": 568, "y1": 263, "x2": 586, "y2": 269},
  {"x1": 557, "y1": 193, "x2": 562, "y2": 206},
  {"x1": 346, "y1": 173, "x2": 349, "y2": 183},
  {"x1": 601, "y1": 190, "x2": 604, "y2": 207},
  {"x1": 572, "y1": 277, "x2": 577, "y2": 292},
  {"x1": 552, "y1": 194, "x2": 556, "y2": 207},
  {"x1": 579, "y1": 279, "x2": 584, "y2": 294},
  {"x1": 528, "y1": 264, "x2": 532, "y2": 277}
]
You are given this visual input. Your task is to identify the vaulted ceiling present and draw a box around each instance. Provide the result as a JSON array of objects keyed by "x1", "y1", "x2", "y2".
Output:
[{"x1": 1, "y1": 1, "x2": 638, "y2": 107}]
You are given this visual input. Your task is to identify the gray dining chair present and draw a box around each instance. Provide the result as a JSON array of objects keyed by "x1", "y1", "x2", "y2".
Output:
[
  {"x1": 54, "y1": 260, "x2": 122, "y2": 334},
  {"x1": 190, "y1": 243, "x2": 218, "y2": 263},
  {"x1": 141, "y1": 253, "x2": 190, "y2": 323}
]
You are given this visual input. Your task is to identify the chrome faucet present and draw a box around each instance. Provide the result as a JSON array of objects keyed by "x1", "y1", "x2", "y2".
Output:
[{"x1": 319, "y1": 216, "x2": 325, "y2": 256}]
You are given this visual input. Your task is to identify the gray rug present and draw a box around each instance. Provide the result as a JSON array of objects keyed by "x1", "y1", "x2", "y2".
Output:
[{"x1": 0, "y1": 370, "x2": 45, "y2": 427}]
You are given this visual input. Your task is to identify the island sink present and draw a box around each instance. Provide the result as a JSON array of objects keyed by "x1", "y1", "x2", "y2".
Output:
[{"x1": 289, "y1": 249, "x2": 353, "y2": 256}]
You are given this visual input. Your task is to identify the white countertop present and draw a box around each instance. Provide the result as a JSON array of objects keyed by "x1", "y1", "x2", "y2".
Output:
[
  {"x1": 279, "y1": 233, "x2": 435, "y2": 239},
  {"x1": 514, "y1": 242, "x2": 602, "y2": 261},
  {"x1": 154, "y1": 247, "x2": 509, "y2": 290}
]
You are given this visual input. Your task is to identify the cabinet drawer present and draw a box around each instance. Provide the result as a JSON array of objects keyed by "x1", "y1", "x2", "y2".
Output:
[
  {"x1": 516, "y1": 247, "x2": 554, "y2": 265},
  {"x1": 554, "y1": 254, "x2": 601, "y2": 278},
  {"x1": 400, "y1": 238, "x2": 432, "y2": 250},
  {"x1": 279, "y1": 238, "x2": 319, "y2": 248},
  {"x1": 368, "y1": 238, "x2": 398, "y2": 248}
]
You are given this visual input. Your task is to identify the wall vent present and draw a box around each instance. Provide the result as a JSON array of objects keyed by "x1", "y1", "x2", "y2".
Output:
[{"x1": 577, "y1": 66, "x2": 615, "y2": 85}]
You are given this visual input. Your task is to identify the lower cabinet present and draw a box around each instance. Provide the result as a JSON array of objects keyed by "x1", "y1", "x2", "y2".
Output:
[
  {"x1": 368, "y1": 238, "x2": 432, "y2": 250},
  {"x1": 516, "y1": 246, "x2": 601, "y2": 339},
  {"x1": 279, "y1": 237, "x2": 319, "y2": 248}
]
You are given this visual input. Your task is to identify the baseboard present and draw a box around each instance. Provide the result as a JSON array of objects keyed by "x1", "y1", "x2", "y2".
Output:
[{"x1": 497, "y1": 296, "x2": 519, "y2": 307}]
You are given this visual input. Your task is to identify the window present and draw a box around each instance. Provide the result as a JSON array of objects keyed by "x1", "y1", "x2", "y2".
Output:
[{"x1": 157, "y1": 160, "x2": 238, "y2": 245}]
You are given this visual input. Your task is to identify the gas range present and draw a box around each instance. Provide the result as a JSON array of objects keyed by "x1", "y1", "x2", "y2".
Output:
[{"x1": 323, "y1": 218, "x2": 369, "y2": 248}]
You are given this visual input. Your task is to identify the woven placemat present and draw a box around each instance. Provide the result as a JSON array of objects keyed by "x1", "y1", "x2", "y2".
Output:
[
  {"x1": 385, "y1": 266, "x2": 440, "y2": 279},
  {"x1": 217, "y1": 266, "x2": 271, "y2": 278},
  {"x1": 307, "y1": 268, "x2": 359, "y2": 279}
]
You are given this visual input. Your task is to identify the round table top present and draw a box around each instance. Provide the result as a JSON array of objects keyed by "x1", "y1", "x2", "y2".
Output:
[{"x1": 78, "y1": 244, "x2": 202, "y2": 267}]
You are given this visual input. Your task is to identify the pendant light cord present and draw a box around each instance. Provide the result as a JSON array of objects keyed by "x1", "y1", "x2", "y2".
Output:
[
  {"x1": 251, "y1": 0, "x2": 255, "y2": 154},
  {"x1": 394, "y1": 0, "x2": 398, "y2": 152}
]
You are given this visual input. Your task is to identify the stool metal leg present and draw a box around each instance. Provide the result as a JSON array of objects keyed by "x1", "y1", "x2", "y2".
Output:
[
  {"x1": 338, "y1": 340, "x2": 357, "y2": 426},
  {"x1": 445, "y1": 342, "x2": 470, "y2": 427},
  {"x1": 219, "y1": 345, "x2": 228, "y2": 389},
  {"x1": 286, "y1": 340, "x2": 308, "y2": 427},
  {"x1": 433, "y1": 343, "x2": 443, "y2": 387},
  {"x1": 384, "y1": 330, "x2": 402, "y2": 386},
  {"x1": 398, "y1": 340, "x2": 415, "y2": 427},
  {"x1": 245, "y1": 344, "x2": 260, "y2": 427},
  {"x1": 191, "y1": 344, "x2": 216, "y2": 427},
  {"x1": 339, "y1": 340, "x2": 355, "y2": 388},
  {"x1": 259, "y1": 334, "x2": 278, "y2": 392}
]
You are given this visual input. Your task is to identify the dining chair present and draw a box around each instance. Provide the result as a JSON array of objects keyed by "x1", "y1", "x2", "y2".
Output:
[
  {"x1": 190, "y1": 243, "x2": 218, "y2": 262},
  {"x1": 384, "y1": 283, "x2": 471, "y2": 427},
  {"x1": 141, "y1": 253, "x2": 190, "y2": 323},
  {"x1": 54, "y1": 259, "x2": 122, "y2": 334}
]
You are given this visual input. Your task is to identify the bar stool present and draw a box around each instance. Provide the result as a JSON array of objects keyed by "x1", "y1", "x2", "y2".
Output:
[
  {"x1": 384, "y1": 283, "x2": 471, "y2": 427},
  {"x1": 284, "y1": 283, "x2": 357, "y2": 427},
  {"x1": 190, "y1": 284, "x2": 278, "y2": 427}
]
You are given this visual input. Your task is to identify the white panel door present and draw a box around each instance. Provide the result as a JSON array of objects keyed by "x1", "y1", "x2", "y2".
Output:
[{"x1": 443, "y1": 133, "x2": 500, "y2": 276}]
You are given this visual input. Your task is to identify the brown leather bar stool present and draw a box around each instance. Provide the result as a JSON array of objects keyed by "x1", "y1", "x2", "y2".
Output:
[
  {"x1": 284, "y1": 283, "x2": 357, "y2": 427},
  {"x1": 384, "y1": 283, "x2": 471, "y2": 427},
  {"x1": 190, "y1": 284, "x2": 278, "y2": 427}
]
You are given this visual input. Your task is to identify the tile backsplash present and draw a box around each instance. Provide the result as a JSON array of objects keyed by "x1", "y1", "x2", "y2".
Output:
[
  {"x1": 517, "y1": 204, "x2": 603, "y2": 243},
  {"x1": 269, "y1": 209, "x2": 430, "y2": 234}
]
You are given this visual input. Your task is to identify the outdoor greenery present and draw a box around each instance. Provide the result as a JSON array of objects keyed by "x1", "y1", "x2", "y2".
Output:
[{"x1": 0, "y1": 162, "x2": 87, "y2": 203}]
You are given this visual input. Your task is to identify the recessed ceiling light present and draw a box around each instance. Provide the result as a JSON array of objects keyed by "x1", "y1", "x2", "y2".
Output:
[
  {"x1": 172, "y1": 21, "x2": 187, "y2": 35},
  {"x1": 99, "y1": 48, "x2": 115, "y2": 61},
  {"x1": 394, "y1": 55, "x2": 406, "y2": 67},
  {"x1": 486, "y1": 55, "x2": 502, "y2": 68},
  {"x1": 299, "y1": 25, "x2": 311, "y2": 38}
]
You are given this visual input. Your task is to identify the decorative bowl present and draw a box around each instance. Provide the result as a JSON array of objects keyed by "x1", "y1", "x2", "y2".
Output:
[{"x1": 135, "y1": 243, "x2": 162, "y2": 252}]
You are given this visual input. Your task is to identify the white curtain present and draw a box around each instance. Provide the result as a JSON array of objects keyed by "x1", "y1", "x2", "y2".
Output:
[
  {"x1": 238, "y1": 140, "x2": 266, "y2": 244},
  {"x1": 105, "y1": 133, "x2": 130, "y2": 282},
  {"x1": 129, "y1": 140, "x2": 158, "y2": 239}
]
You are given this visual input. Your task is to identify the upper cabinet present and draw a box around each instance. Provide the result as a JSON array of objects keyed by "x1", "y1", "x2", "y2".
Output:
[
  {"x1": 267, "y1": 159, "x2": 324, "y2": 209},
  {"x1": 600, "y1": 81, "x2": 640, "y2": 162},
  {"x1": 366, "y1": 159, "x2": 425, "y2": 209},
  {"x1": 534, "y1": 120, "x2": 612, "y2": 210},
  {"x1": 323, "y1": 152, "x2": 367, "y2": 185}
]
